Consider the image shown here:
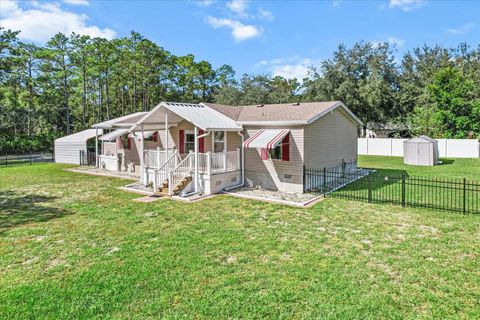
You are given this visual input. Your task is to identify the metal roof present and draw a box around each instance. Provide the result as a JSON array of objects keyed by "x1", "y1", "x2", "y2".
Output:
[
  {"x1": 99, "y1": 129, "x2": 129, "y2": 141},
  {"x1": 92, "y1": 112, "x2": 148, "y2": 129},
  {"x1": 55, "y1": 129, "x2": 100, "y2": 143},
  {"x1": 130, "y1": 102, "x2": 242, "y2": 132}
]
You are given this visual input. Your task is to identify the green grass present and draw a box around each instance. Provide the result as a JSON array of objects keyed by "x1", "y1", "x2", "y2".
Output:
[
  {"x1": 1, "y1": 163, "x2": 479, "y2": 319},
  {"x1": 358, "y1": 155, "x2": 480, "y2": 179}
]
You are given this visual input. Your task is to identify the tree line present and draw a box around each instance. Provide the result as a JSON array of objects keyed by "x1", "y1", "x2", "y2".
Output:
[{"x1": 1, "y1": 28, "x2": 479, "y2": 153}]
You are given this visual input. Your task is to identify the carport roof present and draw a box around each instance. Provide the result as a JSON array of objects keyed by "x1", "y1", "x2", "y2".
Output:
[
  {"x1": 55, "y1": 129, "x2": 101, "y2": 143},
  {"x1": 92, "y1": 112, "x2": 148, "y2": 129}
]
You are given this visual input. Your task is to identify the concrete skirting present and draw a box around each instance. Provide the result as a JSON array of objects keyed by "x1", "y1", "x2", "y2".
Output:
[{"x1": 222, "y1": 191, "x2": 324, "y2": 207}]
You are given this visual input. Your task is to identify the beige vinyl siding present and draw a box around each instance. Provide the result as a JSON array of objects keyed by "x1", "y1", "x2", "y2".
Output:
[
  {"x1": 304, "y1": 108, "x2": 358, "y2": 169},
  {"x1": 157, "y1": 120, "x2": 241, "y2": 154},
  {"x1": 243, "y1": 126, "x2": 304, "y2": 193}
]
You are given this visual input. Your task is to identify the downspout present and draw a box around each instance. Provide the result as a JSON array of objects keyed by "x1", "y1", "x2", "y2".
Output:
[{"x1": 224, "y1": 131, "x2": 245, "y2": 191}]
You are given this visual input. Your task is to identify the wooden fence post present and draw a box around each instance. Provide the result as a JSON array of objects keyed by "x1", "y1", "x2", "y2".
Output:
[
  {"x1": 5, "y1": 152, "x2": 7, "y2": 166},
  {"x1": 401, "y1": 174, "x2": 406, "y2": 207},
  {"x1": 29, "y1": 148, "x2": 32, "y2": 165}
]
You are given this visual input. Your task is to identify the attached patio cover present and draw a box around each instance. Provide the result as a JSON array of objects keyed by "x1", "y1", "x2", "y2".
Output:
[
  {"x1": 129, "y1": 102, "x2": 243, "y2": 132},
  {"x1": 99, "y1": 129, "x2": 129, "y2": 141},
  {"x1": 243, "y1": 129, "x2": 289, "y2": 149},
  {"x1": 92, "y1": 112, "x2": 148, "y2": 129}
]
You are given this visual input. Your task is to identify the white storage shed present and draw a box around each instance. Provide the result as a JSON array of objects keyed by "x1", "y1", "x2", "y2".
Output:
[
  {"x1": 54, "y1": 129, "x2": 101, "y2": 164},
  {"x1": 403, "y1": 135, "x2": 439, "y2": 166}
]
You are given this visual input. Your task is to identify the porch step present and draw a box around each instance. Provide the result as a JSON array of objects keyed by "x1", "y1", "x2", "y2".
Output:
[
  {"x1": 156, "y1": 176, "x2": 192, "y2": 195},
  {"x1": 173, "y1": 176, "x2": 192, "y2": 193}
]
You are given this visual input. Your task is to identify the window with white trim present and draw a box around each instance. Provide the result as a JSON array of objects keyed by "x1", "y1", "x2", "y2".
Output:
[
  {"x1": 213, "y1": 131, "x2": 225, "y2": 153},
  {"x1": 185, "y1": 132, "x2": 195, "y2": 153}
]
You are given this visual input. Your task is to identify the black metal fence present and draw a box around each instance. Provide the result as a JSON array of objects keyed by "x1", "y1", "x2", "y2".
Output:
[
  {"x1": 1, "y1": 152, "x2": 54, "y2": 167},
  {"x1": 79, "y1": 150, "x2": 96, "y2": 166},
  {"x1": 304, "y1": 167, "x2": 480, "y2": 214}
]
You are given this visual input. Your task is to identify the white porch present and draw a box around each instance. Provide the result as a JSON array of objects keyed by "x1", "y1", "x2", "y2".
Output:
[
  {"x1": 128, "y1": 102, "x2": 245, "y2": 196},
  {"x1": 143, "y1": 149, "x2": 242, "y2": 196}
]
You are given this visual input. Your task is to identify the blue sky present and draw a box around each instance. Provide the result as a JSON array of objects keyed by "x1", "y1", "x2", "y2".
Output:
[{"x1": 1, "y1": 0, "x2": 479, "y2": 79}]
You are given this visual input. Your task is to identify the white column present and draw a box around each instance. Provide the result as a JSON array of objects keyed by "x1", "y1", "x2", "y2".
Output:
[
  {"x1": 165, "y1": 111, "x2": 169, "y2": 173},
  {"x1": 194, "y1": 126, "x2": 199, "y2": 193},
  {"x1": 207, "y1": 151, "x2": 211, "y2": 175},
  {"x1": 95, "y1": 127, "x2": 99, "y2": 167},
  {"x1": 140, "y1": 125, "x2": 145, "y2": 184},
  {"x1": 165, "y1": 111, "x2": 169, "y2": 153}
]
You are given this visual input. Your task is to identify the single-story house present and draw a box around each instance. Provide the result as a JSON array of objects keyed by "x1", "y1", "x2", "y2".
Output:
[{"x1": 86, "y1": 101, "x2": 362, "y2": 195}]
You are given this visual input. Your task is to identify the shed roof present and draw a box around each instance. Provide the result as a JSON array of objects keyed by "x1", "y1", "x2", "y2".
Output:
[
  {"x1": 55, "y1": 129, "x2": 100, "y2": 143},
  {"x1": 404, "y1": 135, "x2": 437, "y2": 143}
]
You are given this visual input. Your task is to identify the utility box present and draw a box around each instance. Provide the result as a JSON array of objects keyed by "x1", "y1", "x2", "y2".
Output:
[{"x1": 403, "y1": 135, "x2": 439, "y2": 166}]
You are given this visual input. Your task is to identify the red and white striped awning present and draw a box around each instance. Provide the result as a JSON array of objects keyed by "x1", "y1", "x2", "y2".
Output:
[{"x1": 243, "y1": 129, "x2": 290, "y2": 149}]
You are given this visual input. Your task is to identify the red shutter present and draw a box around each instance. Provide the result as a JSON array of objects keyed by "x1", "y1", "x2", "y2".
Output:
[
  {"x1": 199, "y1": 129, "x2": 205, "y2": 153},
  {"x1": 127, "y1": 137, "x2": 132, "y2": 150},
  {"x1": 179, "y1": 130, "x2": 185, "y2": 154},
  {"x1": 261, "y1": 148, "x2": 269, "y2": 160},
  {"x1": 281, "y1": 134, "x2": 290, "y2": 161},
  {"x1": 152, "y1": 131, "x2": 158, "y2": 142}
]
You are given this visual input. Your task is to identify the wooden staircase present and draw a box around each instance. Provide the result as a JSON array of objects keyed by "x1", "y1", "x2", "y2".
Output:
[{"x1": 155, "y1": 176, "x2": 193, "y2": 196}]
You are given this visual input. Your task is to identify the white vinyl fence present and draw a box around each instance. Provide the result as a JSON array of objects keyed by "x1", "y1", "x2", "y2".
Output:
[{"x1": 358, "y1": 138, "x2": 480, "y2": 158}]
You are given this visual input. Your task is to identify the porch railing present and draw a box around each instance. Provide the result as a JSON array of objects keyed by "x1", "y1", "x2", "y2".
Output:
[
  {"x1": 200, "y1": 150, "x2": 241, "y2": 174},
  {"x1": 169, "y1": 151, "x2": 195, "y2": 195},
  {"x1": 144, "y1": 148, "x2": 175, "y2": 169},
  {"x1": 152, "y1": 150, "x2": 180, "y2": 191}
]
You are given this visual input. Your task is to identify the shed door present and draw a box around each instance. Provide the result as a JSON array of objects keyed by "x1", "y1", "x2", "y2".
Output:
[
  {"x1": 418, "y1": 143, "x2": 431, "y2": 165},
  {"x1": 406, "y1": 143, "x2": 418, "y2": 164}
]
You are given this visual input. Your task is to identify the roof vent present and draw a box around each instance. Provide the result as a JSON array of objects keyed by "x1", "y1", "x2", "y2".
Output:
[
  {"x1": 292, "y1": 102, "x2": 300, "y2": 106},
  {"x1": 257, "y1": 104, "x2": 264, "y2": 108}
]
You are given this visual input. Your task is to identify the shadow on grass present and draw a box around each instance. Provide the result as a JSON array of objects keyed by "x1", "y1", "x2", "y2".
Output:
[
  {"x1": 0, "y1": 190, "x2": 71, "y2": 233},
  {"x1": 438, "y1": 158, "x2": 455, "y2": 165}
]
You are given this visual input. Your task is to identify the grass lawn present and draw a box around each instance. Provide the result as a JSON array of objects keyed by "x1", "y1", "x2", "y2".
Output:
[
  {"x1": 358, "y1": 155, "x2": 480, "y2": 179},
  {"x1": 1, "y1": 163, "x2": 479, "y2": 319}
]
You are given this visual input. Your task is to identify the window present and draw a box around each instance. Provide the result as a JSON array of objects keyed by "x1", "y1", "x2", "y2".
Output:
[
  {"x1": 268, "y1": 134, "x2": 290, "y2": 161},
  {"x1": 213, "y1": 131, "x2": 225, "y2": 153},
  {"x1": 269, "y1": 145, "x2": 282, "y2": 160},
  {"x1": 144, "y1": 131, "x2": 158, "y2": 142},
  {"x1": 185, "y1": 132, "x2": 195, "y2": 153}
]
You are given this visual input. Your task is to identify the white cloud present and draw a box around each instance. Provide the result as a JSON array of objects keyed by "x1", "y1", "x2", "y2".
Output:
[
  {"x1": 207, "y1": 16, "x2": 262, "y2": 41},
  {"x1": 272, "y1": 64, "x2": 310, "y2": 80},
  {"x1": 372, "y1": 36, "x2": 405, "y2": 47},
  {"x1": 445, "y1": 23, "x2": 474, "y2": 35},
  {"x1": 62, "y1": 0, "x2": 90, "y2": 6},
  {"x1": 255, "y1": 57, "x2": 321, "y2": 81},
  {"x1": 332, "y1": 0, "x2": 343, "y2": 7},
  {"x1": 194, "y1": 0, "x2": 215, "y2": 7},
  {"x1": 389, "y1": 0, "x2": 426, "y2": 11},
  {"x1": 0, "y1": 0, "x2": 116, "y2": 42},
  {"x1": 257, "y1": 8, "x2": 273, "y2": 21},
  {"x1": 227, "y1": 0, "x2": 248, "y2": 16}
]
